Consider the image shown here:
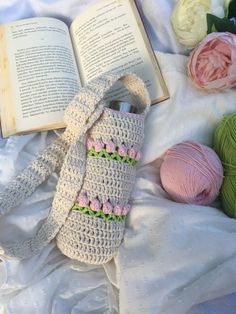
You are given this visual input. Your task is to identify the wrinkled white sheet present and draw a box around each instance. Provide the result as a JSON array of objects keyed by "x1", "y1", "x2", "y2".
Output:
[{"x1": 0, "y1": 1, "x2": 236, "y2": 313}]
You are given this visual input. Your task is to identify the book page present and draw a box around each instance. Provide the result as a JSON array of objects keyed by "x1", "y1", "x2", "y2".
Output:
[
  {"x1": 70, "y1": 0, "x2": 169, "y2": 105},
  {"x1": 0, "y1": 17, "x2": 81, "y2": 137}
]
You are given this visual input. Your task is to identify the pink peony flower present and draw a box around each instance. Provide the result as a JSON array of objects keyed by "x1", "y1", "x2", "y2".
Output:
[
  {"x1": 94, "y1": 139, "x2": 104, "y2": 152},
  {"x1": 114, "y1": 205, "x2": 123, "y2": 216},
  {"x1": 123, "y1": 204, "x2": 131, "y2": 215},
  {"x1": 103, "y1": 202, "x2": 113, "y2": 214},
  {"x1": 118, "y1": 144, "x2": 127, "y2": 157},
  {"x1": 106, "y1": 140, "x2": 116, "y2": 153},
  {"x1": 77, "y1": 193, "x2": 89, "y2": 207},
  {"x1": 128, "y1": 148, "x2": 136, "y2": 159},
  {"x1": 90, "y1": 199, "x2": 101, "y2": 212},
  {"x1": 187, "y1": 32, "x2": 236, "y2": 92}
]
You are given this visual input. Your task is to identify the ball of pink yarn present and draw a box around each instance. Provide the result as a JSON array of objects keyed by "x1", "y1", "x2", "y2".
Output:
[{"x1": 160, "y1": 141, "x2": 224, "y2": 205}]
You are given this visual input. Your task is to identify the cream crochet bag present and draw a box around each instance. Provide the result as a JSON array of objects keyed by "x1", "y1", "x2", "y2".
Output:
[{"x1": 0, "y1": 72, "x2": 150, "y2": 264}]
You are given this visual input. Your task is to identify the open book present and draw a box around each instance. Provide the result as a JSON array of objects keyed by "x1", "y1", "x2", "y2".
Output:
[{"x1": 0, "y1": 0, "x2": 169, "y2": 138}]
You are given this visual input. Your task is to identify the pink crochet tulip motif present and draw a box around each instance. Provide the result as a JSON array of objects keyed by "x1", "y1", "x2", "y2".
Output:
[
  {"x1": 77, "y1": 193, "x2": 89, "y2": 207},
  {"x1": 187, "y1": 32, "x2": 236, "y2": 91},
  {"x1": 86, "y1": 138, "x2": 94, "y2": 150},
  {"x1": 94, "y1": 139, "x2": 104, "y2": 152},
  {"x1": 114, "y1": 205, "x2": 123, "y2": 216},
  {"x1": 102, "y1": 202, "x2": 113, "y2": 214},
  {"x1": 118, "y1": 144, "x2": 127, "y2": 157},
  {"x1": 90, "y1": 199, "x2": 101, "y2": 212},
  {"x1": 106, "y1": 140, "x2": 116, "y2": 153},
  {"x1": 128, "y1": 148, "x2": 136, "y2": 159},
  {"x1": 123, "y1": 204, "x2": 131, "y2": 215}
]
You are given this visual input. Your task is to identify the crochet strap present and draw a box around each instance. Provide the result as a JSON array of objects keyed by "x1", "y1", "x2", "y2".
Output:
[
  {"x1": 0, "y1": 71, "x2": 150, "y2": 259},
  {"x1": 0, "y1": 137, "x2": 69, "y2": 217}
]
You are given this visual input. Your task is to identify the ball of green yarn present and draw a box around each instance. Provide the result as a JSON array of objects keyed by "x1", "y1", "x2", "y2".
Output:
[{"x1": 214, "y1": 113, "x2": 236, "y2": 218}]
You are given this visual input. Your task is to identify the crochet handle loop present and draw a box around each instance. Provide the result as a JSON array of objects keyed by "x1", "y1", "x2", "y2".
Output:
[{"x1": 0, "y1": 71, "x2": 150, "y2": 259}]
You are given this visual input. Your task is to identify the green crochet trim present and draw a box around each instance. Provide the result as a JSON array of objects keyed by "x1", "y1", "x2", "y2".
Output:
[
  {"x1": 87, "y1": 148, "x2": 138, "y2": 166},
  {"x1": 72, "y1": 204, "x2": 126, "y2": 222}
]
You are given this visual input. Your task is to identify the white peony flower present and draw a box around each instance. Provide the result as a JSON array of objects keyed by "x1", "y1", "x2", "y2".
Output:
[{"x1": 171, "y1": 0, "x2": 225, "y2": 48}]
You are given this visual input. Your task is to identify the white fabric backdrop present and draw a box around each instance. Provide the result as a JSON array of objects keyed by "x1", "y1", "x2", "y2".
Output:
[{"x1": 0, "y1": 1, "x2": 236, "y2": 313}]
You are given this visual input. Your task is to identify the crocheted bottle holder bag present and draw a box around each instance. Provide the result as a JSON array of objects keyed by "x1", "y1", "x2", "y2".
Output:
[
  {"x1": 0, "y1": 72, "x2": 150, "y2": 264},
  {"x1": 57, "y1": 107, "x2": 146, "y2": 264}
]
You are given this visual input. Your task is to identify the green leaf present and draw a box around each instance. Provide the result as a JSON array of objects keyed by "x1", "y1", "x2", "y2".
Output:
[
  {"x1": 228, "y1": 0, "x2": 236, "y2": 19},
  {"x1": 207, "y1": 13, "x2": 236, "y2": 34},
  {"x1": 211, "y1": 23, "x2": 217, "y2": 33}
]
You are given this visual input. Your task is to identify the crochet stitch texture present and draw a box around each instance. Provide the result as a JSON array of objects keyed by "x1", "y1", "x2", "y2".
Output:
[{"x1": 0, "y1": 71, "x2": 150, "y2": 264}]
